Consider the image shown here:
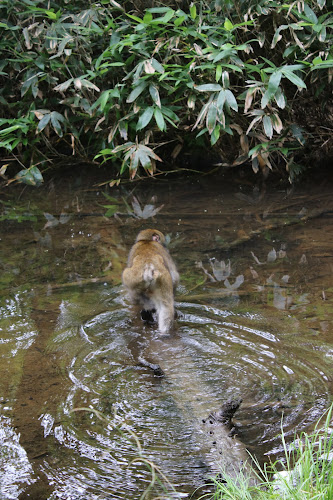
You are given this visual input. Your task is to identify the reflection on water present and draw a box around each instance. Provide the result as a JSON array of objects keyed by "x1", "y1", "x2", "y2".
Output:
[{"x1": 0, "y1": 178, "x2": 332, "y2": 498}]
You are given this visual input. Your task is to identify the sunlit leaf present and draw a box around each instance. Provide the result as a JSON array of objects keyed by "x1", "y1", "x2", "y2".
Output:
[
  {"x1": 190, "y1": 3, "x2": 197, "y2": 19},
  {"x1": 224, "y1": 18, "x2": 233, "y2": 31},
  {"x1": 195, "y1": 84, "x2": 222, "y2": 92}
]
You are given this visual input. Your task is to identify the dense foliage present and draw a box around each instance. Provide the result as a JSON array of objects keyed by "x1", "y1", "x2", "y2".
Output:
[{"x1": 0, "y1": 0, "x2": 332, "y2": 185}]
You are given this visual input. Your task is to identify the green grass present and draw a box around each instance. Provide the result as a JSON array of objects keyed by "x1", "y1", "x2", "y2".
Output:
[{"x1": 202, "y1": 404, "x2": 333, "y2": 500}]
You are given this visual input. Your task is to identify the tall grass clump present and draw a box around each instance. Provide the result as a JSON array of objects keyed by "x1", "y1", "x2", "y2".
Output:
[{"x1": 204, "y1": 403, "x2": 333, "y2": 500}]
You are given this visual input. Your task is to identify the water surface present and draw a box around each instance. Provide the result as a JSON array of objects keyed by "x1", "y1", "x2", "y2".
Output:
[{"x1": 0, "y1": 176, "x2": 332, "y2": 499}]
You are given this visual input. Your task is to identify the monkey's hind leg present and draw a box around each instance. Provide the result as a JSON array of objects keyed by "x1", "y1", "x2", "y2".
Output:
[{"x1": 157, "y1": 302, "x2": 175, "y2": 334}]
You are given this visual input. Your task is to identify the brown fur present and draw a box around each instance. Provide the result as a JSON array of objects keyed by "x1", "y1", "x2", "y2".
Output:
[{"x1": 122, "y1": 229, "x2": 179, "y2": 333}]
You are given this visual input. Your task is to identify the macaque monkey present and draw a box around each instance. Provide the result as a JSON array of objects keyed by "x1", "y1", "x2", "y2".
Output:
[{"x1": 122, "y1": 229, "x2": 179, "y2": 334}]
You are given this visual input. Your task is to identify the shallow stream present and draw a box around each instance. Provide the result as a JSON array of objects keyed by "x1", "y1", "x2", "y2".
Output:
[{"x1": 0, "y1": 175, "x2": 332, "y2": 499}]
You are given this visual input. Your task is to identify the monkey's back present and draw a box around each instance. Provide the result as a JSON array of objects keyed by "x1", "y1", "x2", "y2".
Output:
[{"x1": 127, "y1": 240, "x2": 171, "y2": 270}]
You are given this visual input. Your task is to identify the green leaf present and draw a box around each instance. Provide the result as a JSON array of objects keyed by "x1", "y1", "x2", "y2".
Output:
[
  {"x1": 281, "y1": 69, "x2": 306, "y2": 89},
  {"x1": 206, "y1": 101, "x2": 217, "y2": 134},
  {"x1": 211, "y1": 124, "x2": 220, "y2": 145},
  {"x1": 190, "y1": 4, "x2": 197, "y2": 19},
  {"x1": 263, "y1": 115, "x2": 273, "y2": 139},
  {"x1": 127, "y1": 81, "x2": 148, "y2": 103},
  {"x1": 217, "y1": 90, "x2": 226, "y2": 113},
  {"x1": 304, "y1": 3, "x2": 318, "y2": 23},
  {"x1": 50, "y1": 112, "x2": 63, "y2": 137},
  {"x1": 151, "y1": 58, "x2": 165, "y2": 74},
  {"x1": 154, "y1": 108, "x2": 166, "y2": 131},
  {"x1": 318, "y1": 26, "x2": 326, "y2": 42},
  {"x1": 195, "y1": 84, "x2": 222, "y2": 92},
  {"x1": 174, "y1": 16, "x2": 185, "y2": 26},
  {"x1": 136, "y1": 107, "x2": 154, "y2": 131},
  {"x1": 216, "y1": 65, "x2": 222, "y2": 82},
  {"x1": 151, "y1": 9, "x2": 175, "y2": 24},
  {"x1": 261, "y1": 71, "x2": 282, "y2": 108},
  {"x1": 149, "y1": 84, "x2": 161, "y2": 107},
  {"x1": 224, "y1": 18, "x2": 233, "y2": 30},
  {"x1": 225, "y1": 90, "x2": 238, "y2": 111},
  {"x1": 38, "y1": 114, "x2": 51, "y2": 132},
  {"x1": 274, "y1": 88, "x2": 286, "y2": 109}
]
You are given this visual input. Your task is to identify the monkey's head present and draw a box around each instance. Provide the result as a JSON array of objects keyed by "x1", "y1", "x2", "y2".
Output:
[{"x1": 136, "y1": 229, "x2": 166, "y2": 245}]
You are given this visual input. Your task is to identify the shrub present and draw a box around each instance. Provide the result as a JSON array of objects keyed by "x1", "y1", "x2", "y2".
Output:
[{"x1": 0, "y1": 1, "x2": 332, "y2": 185}]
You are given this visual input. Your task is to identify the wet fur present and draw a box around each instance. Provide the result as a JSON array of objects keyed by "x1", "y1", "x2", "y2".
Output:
[{"x1": 122, "y1": 229, "x2": 179, "y2": 334}]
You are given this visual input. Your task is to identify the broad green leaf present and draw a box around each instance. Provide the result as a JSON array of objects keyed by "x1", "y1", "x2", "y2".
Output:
[
  {"x1": 125, "y1": 13, "x2": 145, "y2": 23},
  {"x1": 281, "y1": 69, "x2": 306, "y2": 89},
  {"x1": 174, "y1": 16, "x2": 185, "y2": 26},
  {"x1": 263, "y1": 115, "x2": 273, "y2": 139},
  {"x1": 261, "y1": 71, "x2": 282, "y2": 108},
  {"x1": 318, "y1": 26, "x2": 326, "y2": 42},
  {"x1": 154, "y1": 108, "x2": 166, "y2": 131},
  {"x1": 151, "y1": 9, "x2": 175, "y2": 24},
  {"x1": 38, "y1": 114, "x2": 51, "y2": 132},
  {"x1": 136, "y1": 107, "x2": 154, "y2": 130},
  {"x1": 211, "y1": 124, "x2": 220, "y2": 145},
  {"x1": 151, "y1": 58, "x2": 165, "y2": 74},
  {"x1": 190, "y1": 4, "x2": 197, "y2": 19},
  {"x1": 224, "y1": 18, "x2": 233, "y2": 30},
  {"x1": 225, "y1": 90, "x2": 238, "y2": 111},
  {"x1": 213, "y1": 49, "x2": 235, "y2": 63},
  {"x1": 216, "y1": 65, "x2": 222, "y2": 82},
  {"x1": 206, "y1": 101, "x2": 217, "y2": 134},
  {"x1": 149, "y1": 84, "x2": 161, "y2": 107},
  {"x1": 195, "y1": 84, "x2": 222, "y2": 92},
  {"x1": 50, "y1": 112, "x2": 63, "y2": 137},
  {"x1": 217, "y1": 90, "x2": 226, "y2": 113},
  {"x1": 126, "y1": 81, "x2": 148, "y2": 103},
  {"x1": 304, "y1": 3, "x2": 318, "y2": 24},
  {"x1": 222, "y1": 71, "x2": 229, "y2": 88},
  {"x1": 224, "y1": 18, "x2": 234, "y2": 31},
  {"x1": 143, "y1": 11, "x2": 153, "y2": 23},
  {"x1": 274, "y1": 88, "x2": 286, "y2": 109}
]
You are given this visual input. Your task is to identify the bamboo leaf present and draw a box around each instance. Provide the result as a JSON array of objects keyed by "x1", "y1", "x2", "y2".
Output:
[
  {"x1": 195, "y1": 84, "x2": 222, "y2": 92},
  {"x1": 154, "y1": 107, "x2": 166, "y2": 131},
  {"x1": 225, "y1": 89, "x2": 238, "y2": 111},
  {"x1": 126, "y1": 81, "x2": 148, "y2": 103},
  {"x1": 282, "y1": 69, "x2": 306, "y2": 89},
  {"x1": 136, "y1": 107, "x2": 154, "y2": 131},
  {"x1": 149, "y1": 84, "x2": 161, "y2": 107},
  {"x1": 206, "y1": 101, "x2": 217, "y2": 134},
  {"x1": 263, "y1": 115, "x2": 273, "y2": 139}
]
